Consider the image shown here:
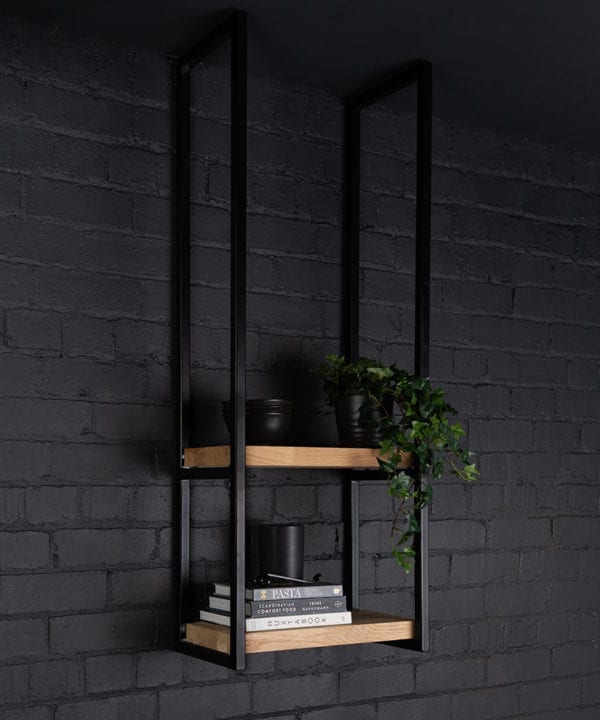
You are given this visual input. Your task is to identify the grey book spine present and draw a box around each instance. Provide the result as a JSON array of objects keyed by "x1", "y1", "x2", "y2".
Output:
[{"x1": 248, "y1": 596, "x2": 347, "y2": 617}]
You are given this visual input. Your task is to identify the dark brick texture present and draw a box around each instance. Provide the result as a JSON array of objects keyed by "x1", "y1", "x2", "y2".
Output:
[{"x1": 0, "y1": 11, "x2": 598, "y2": 720}]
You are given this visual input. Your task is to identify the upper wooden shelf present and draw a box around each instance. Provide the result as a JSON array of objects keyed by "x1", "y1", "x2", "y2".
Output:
[
  {"x1": 183, "y1": 445, "x2": 413, "y2": 470},
  {"x1": 184, "y1": 609, "x2": 415, "y2": 654}
]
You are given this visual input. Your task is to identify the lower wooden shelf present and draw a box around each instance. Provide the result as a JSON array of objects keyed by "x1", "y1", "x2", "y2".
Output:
[
  {"x1": 184, "y1": 610, "x2": 415, "y2": 654},
  {"x1": 183, "y1": 445, "x2": 413, "y2": 470}
]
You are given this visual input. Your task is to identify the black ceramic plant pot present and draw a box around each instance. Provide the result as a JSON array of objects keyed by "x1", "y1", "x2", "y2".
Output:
[
  {"x1": 334, "y1": 394, "x2": 390, "y2": 447},
  {"x1": 222, "y1": 399, "x2": 292, "y2": 444}
]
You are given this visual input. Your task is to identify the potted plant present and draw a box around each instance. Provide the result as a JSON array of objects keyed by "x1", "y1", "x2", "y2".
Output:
[
  {"x1": 313, "y1": 355, "x2": 392, "y2": 447},
  {"x1": 314, "y1": 354, "x2": 478, "y2": 571}
]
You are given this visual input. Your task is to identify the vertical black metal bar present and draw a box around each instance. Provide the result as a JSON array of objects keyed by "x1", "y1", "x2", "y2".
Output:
[
  {"x1": 342, "y1": 478, "x2": 360, "y2": 609},
  {"x1": 414, "y1": 497, "x2": 429, "y2": 650},
  {"x1": 177, "y1": 65, "x2": 192, "y2": 463},
  {"x1": 414, "y1": 61, "x2": 432, "y2": 380},
  {"x1": 229, "y1": 9, "x2": 247, "y2": 672},
  {"x1": 413, "y1": 61, "x2": 432, "y2": 653},
  {"x1": 176, "y1": 51, "x2": 192, "y2": 651},
  {"x1": 179, "y1": 479, "x2": 191, "y2": 637},
  {"x1": 343, "y1": 106, "x2": 361, "y2": 364},
  {"x1": 342, "y1": 103, "x2": 362, "y2": 610}
]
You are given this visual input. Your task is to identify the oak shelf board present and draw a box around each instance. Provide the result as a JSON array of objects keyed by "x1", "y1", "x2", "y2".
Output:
[
  {"x1": 183, "y1": 445, "x2": 413, "y2": 470},
  {"x1": 184, "y1": 610, "x2": 415, "y2": 654}
]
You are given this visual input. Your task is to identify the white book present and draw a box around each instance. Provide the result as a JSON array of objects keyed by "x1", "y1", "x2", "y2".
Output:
[
  {"x1": 199, "y1": 609, "x2": 352, "y2": 632},
  {"x1": 246, "y1": 611, "x2": 352, "y2": 632},
  {"x1": 199, "y1": 609, "x2": 230, "y2": 626},
  {"x1": 209, "y1": 596, "x2": 251, "y2": 613}
]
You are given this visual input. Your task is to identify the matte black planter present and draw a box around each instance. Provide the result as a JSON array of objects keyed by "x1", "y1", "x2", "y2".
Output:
[
  {"x1": 335, "y1": 394, "x2": 390, "y2": 447},
  {"x1": 251, "y1": 524, "x2": 305, "y2": 580},
  {"x1": 223, "y1": 399, "x2": 292, "y2": 444}
]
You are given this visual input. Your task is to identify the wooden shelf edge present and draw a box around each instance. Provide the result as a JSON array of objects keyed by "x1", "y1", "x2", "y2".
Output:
[
  {"x1": 185, "y1": 610, "x2": 415, "y2": 654},
  {"x1": 183, "y1": 445, "x2": 413, "y2": 470}
]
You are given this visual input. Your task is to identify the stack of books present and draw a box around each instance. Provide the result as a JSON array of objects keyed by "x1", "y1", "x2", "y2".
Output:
[{"x1": 200, "y1": 578, "x2": 351, "y2": 632}]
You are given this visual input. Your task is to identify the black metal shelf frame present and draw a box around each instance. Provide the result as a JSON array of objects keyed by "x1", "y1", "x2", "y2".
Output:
[
  {"x1": 343, "y1": 61, "x2": 432, "y2": 653},
  {"x1": 176, "y1": 9, "x2": 247, "y2": 670},
  {"x1": 175, "y1": 9, "x2": 431, "y2": 669}
]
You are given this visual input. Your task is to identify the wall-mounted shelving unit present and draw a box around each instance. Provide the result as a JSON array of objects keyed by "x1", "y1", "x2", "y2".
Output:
[{"x1": 175, "y1": 9, "x2": 431, "y2": 670}]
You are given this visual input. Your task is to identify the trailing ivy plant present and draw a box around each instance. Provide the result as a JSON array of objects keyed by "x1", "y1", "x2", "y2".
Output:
[
  {"x1": 314, "y1": 354, "x2": 389, "y2": 404},
  {"x1": 315, "y1": 355, "x2": 479, "y2": 572}
]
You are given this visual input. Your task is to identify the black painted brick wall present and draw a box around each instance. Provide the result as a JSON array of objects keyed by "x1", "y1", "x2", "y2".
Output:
[{"x1": 1, "y1": 12, "x2": 599, "y2": 720}]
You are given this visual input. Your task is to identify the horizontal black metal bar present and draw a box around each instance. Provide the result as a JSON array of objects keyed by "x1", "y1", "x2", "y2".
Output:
[
  {"x1": 345, "y1": 59, "x2": 429, "y2": 110},
  {"x1": 179, "y1": 636, "x2": 419, "y2": 660},
  {"x1": 175, "y1": 10, "x2": 237, "y2": 73}
]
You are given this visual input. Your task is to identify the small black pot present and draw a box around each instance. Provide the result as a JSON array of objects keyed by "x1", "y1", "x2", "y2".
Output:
[
  {"x1": 334, "y1": 394, "x2": 390, "y2": 447},
  {"x1": 223, "y1": 399, "x2": 292, "y2": 444}
]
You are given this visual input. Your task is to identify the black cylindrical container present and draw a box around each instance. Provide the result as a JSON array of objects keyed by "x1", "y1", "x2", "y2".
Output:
[{"x1": 257, "y1": 524, "x2": 304, "y2": 580}]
